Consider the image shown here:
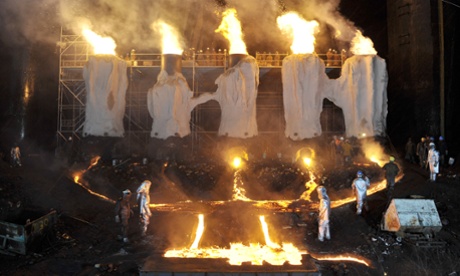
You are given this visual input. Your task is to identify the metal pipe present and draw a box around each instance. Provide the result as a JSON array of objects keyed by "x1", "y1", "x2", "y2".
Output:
[
  {"x1": 161, "y1": 54, "x2": 182, "y2": 75},
  {"x1": 228, "y1": 54, "x2": 247, "y2": 68}
]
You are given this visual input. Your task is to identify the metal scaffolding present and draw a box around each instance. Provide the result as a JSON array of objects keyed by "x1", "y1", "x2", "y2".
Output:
[{"x1": 57, "y1": 28, "x2": 344, "y2": 154}]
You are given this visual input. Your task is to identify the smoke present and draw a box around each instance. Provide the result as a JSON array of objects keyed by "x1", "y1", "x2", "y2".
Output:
[{"x1": 1, "y1": 0, "x2": 363, "y2": 54}]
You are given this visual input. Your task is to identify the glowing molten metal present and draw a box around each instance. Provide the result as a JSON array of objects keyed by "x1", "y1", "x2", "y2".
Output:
[
  {"x1": 164, "y1": 215, "x2": 304, "y2": 265},
  {"x1": 190, "y1": 214, "x2": 204, "y2": 249},
  {"x1": 350, "y1": 30, "x2": 377, "y2": 56},
  {"x1": 311, "y1": 253, "x2": 372, "y2": 267},
  {"x1": 82, "y1": 29, "x2": 116, "y2": 55},
  {"x1": 232, "y1": 157, "x2": 242, "y2": 169},
  {"x1": 277, "y1": 12, "x2": 319, "y2": 54},
  {"x1": 152, "y1": 20, "x2": 183, "y2": 55},
  {"x1": 215, "y1": 8, "x2": 247, "y2": 54}
]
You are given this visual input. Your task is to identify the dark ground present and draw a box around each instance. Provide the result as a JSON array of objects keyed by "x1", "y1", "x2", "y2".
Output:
[{"x1": 1, "y1": 143, "x2": 460, "y2": 276}]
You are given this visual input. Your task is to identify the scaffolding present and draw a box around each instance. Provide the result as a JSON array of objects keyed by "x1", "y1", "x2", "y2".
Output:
[{"x1": 57, "y1": 28, "x2": 344, "y2": 154}]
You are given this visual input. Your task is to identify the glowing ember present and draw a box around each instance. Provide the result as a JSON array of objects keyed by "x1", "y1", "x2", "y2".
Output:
[
  {"x1": 190, "y1": 214, "x2": 205, "y2": 249},
  {"x1": 82, "y1": 28, "x2": 116, "y2": 55},
  {"x1": 215, "y1": 8, "x2": 247, "y2": 54},
  {"x1": 277, "y1": 12, "x2": 319, "y2": 54},
  {"x1": 151, "y1": 20, "x2": 183, "y2": 55},
  {"x1": 303, "y1": 157, "x2": 312, "y2": 167},
  {"x1": 311, "y1": 253, "x2": 372, "y2": 267},
  {"x1": 350, "y1": 30, "x2": 377, "y2": 56}
]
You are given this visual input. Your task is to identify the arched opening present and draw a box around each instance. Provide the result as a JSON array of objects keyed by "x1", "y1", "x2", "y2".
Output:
[{"x1": 320, "y1": 98, "x2": 345, "y2": 135}]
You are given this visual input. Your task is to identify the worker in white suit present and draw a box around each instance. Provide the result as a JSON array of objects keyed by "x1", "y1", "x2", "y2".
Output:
[
  {"x1": 351, "y1": 170, "x2": 370, "y2": 215},
  {"x1": 316, "y1": 186, "x2": 331, "y2": 242},
  {"x1": 136, "y1": 180, "x2": 152, "y2": 236},
  {"x1": 427, "y1": 142, "x2": 440, "y2": 182}
]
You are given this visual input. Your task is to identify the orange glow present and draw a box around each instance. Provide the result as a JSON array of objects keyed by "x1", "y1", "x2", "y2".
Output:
[
  {"x1": 72, "y1": 172, "x2": 115, "y2": 204},
  {"x1": 89, "y1": 155, "x2": 101, "y2": 169},
  {"x1": 303, "y1": 157, "x2": 312, "y2": 167},
  {"x1": 259, "y1": 216, "x2": 280, "y2": 249},
  {"x1": 330, "y1": 175, "x2": 403, "y2": 208},
  {"x1": 300, "y1": 171, "x2": 318, "y2": 201},
  {"x1": 361, "y1": 140, "x2": 387, "y2": 167},
  {"x1": 277, "y1": 12, "x2": 319, "y2": 54},
  {"x1": 82, "y1": 28, "x2": 116, "y2": 55},
  {"x1": 151, "y1": 20, "x2": 183, "y2": 55},
  {"x1": 311, "y1": 253, "x2": 372, "y2": 267},
  {"x1": 232, "y1": 157, "x2": 242, "y2": 169},
  {"x1": 190, "y1": 214, "x2": 205, "y2": 249},
  {"x1": 350, "y1": 30, "x2": 377, "y2": 56},
  {"x1": 165, "y1": 215, "x2": 304, "y2": 265},
  {"x1": 232, "y1": 169, "x2": 251, "y2": 201},
  {"x1": 215, "y1": 8, "x2": 247, "y2": 54}
]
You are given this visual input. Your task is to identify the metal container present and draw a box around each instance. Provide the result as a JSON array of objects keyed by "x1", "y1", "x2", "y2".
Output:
[
  {"x1": 0, "y1": 210, "x2": 58, "y2": 255},
  {"x1": 161, "y1": 54, "x2": 182, "y2": 75},
  {"x1": 228, "y1": 54, "x2": 247, "y2": 68},
  {"x1": 381, "y1": 199, "x2": 442, "y2": 236}
]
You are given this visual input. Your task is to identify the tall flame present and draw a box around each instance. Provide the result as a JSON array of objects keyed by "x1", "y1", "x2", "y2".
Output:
[
  {"x1": 277, "y1": 12, "x2": 319, "y2": 54},
  {"x1": 152, "y1": 20, "x2": 184, "y2": 55},
  {"x1": 190, "y1": 214, "x2": 205, "y2": 249},
  {"x1": 350, "y1": 30, "x2": 377, "y2": 55},
  {"x1": 215, "y1": 8, "x2": 247, "y2": 54},
  {"x1": 82, "y1": 29, "x2": 116, "y2": 55}
]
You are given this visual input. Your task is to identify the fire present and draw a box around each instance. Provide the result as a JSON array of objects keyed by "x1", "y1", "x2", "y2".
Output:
[
  {"x1": 232, "y1": 157, "x2": 242, "y2": 169},
  {"x1": 361, "y1": 140, "x2": 387, "y2": 167},
  {"x1": 151, "y1": 20, "x2": 183, "y2": 55},
  {"x1": 311, "y1": 253, "x2": 372, "y2": 267},
  {"x1": 165, "y1": 215, "x2": 304, "y2": 265},
  {"x1": 190, "y1": 214, "x2": 205, "y2": 249},
  {"x1": 82, "y1": 28, "x2": 116, "y2": 55},
  {"x1": 303, "y1": 157, "x2": 312, "y2": 167},
  {"x1": 277, "y1": 12, "x2": 319, "y2": 54},
  {"x1": 350, "y1": 30, "x2": 377, "y2": 56},
  {"x1": 300, "y1": 171, "x2": 318, "y2": 201},
  {"x1": 259, "y1": 216, "x2": 280, "y2": 249},
  {"x1": 215, "y1": 8, "x2": 247, "y2": 54},
  {"x1": 232, "y1": 169, "x2": 251, "y2": 201}
]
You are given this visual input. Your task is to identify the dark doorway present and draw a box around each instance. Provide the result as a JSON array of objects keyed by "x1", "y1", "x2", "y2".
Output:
[{"x1": 320, "y1": 98, "x2": 345, "y2": 135}]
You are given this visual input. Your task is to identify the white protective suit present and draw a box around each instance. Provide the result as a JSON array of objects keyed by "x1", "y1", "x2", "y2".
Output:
[
  {"x1": 317, "y1": 186, "x2": 331, "y2": 241},
  {"x1": 351, "y1": 174, "x2": 370, "y2": 215},
  {"x1": 136, "y1": 180, "x2": 152, "y2": 236},
  {"x1": 427, "y1": 145, "x2": 440, "y2": 181}
]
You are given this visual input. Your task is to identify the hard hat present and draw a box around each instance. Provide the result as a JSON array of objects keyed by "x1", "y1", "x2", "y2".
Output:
[
  {"x1": 317, "y1": 185, "x2": 326, "y2": 193},
  {"x1": 389, "y1": 156, "x2": 395, "y2": 162},
  {"x1": 357, "y1": 170, "x2": 363, "y2": 177},
  {"x1": 429, "y1": 142, "x2": 435, "y2": 148},
  {"x1": 439, "y1": 136, "x2": 444, "y2": 141},
  {"x1": 421, "y1": 137, "x2": 425, "y2": 142},
  {"x1": 340, "y1": 137, "x2": 344, "y2": 141},
  {"x1": 122, "y1": 189, "x2": 131, "y2": 195}
]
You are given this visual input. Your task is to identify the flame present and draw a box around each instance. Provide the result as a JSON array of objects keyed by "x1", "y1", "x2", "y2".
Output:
[
  {"x1": 361, "y1": 140, "x2": 387, "y2": 167},
  {"x1": 311, "y1": 253, "x2": 372, "y2": 267},
  {"x1": 215, "y1": 8, "x2": 247, "y2": 54},
  {"x1": 165, "y1": 215, "x2": 304, "y2": 265},
  {"x1": 350, "y1": 30, "x2": 377, "y2": 56},
  {"x1": 190, "y1": 214, "x2": 205, "y2": 249},
  {"x1": 82, "y1": 28, "x2": 116, "y2": 55},
  {"x1": 303, "y1": 157, "x2": 312, "y2": 167},
  {"x1": 151, "y1": 20, "x2": 183, "y2": 55},
  {"x1": 277, "y1": 12, "x2": 319, "y2": 54}
]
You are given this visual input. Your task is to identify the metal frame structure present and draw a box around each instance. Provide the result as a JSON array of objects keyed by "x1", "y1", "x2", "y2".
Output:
[{"x1": 57, "y1": 28, "x2": 344, "y2": 154}]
